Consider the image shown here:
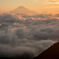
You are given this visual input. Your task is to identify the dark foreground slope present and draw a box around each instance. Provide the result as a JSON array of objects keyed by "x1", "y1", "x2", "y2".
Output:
[
  {"x1": 0, "y1": 53, "x2": 33, "y2": 59},
  {"x1": 33, "y1": 42, "x2": 59, "y2": 59},
  {"x1": 0, "y1": 42, "x2": 59, "y2": 59},
  {"x1": 0, "y1": 54, "x2": 33, "y2": 59}
]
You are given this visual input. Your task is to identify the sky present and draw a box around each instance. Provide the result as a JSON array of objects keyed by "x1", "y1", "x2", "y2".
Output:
[{"x1": 0, "y1": 0, "x2": 59, "y2": 14}]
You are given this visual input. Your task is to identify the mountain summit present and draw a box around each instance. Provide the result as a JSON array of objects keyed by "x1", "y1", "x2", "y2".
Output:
[
  {"x1": 15, "y1": 6, "x2": 29, "y2": 11},
  {"x1": 11, "y1": 6, "x2": 37, "y2": 16}
]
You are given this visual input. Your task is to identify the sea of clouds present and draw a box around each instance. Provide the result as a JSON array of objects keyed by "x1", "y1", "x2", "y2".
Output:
[{"x1": 0, "y1": 13, "x2": 58, "y2": 58}]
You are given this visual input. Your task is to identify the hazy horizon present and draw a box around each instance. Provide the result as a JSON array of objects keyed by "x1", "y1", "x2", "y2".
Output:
[{"x1": 0, "y1": 0, "x2": 59, "y2": 14}]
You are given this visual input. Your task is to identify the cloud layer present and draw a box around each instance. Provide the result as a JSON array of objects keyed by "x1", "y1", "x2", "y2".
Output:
[{"x1": 0, "y1": 13, "x2": 58, "y2": 58}]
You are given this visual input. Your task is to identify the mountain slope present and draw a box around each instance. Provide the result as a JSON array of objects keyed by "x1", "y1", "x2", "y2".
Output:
[
  {"x1": 33, "y1": 42, "x2": 59, "y2": 59},
  {"x1": 10, "y1": 6, "x2": 37, "y2": 16}
]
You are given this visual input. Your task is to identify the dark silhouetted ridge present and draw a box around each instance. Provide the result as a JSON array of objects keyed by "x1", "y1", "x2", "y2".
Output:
[{"x1": 33, "y1": 42, "x2": 59, "y2": 59}]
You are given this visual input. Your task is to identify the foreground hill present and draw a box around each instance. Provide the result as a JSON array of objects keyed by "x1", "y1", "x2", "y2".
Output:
[{"x1": 33, "y1": 42, "x2": 59, "y2": 59}]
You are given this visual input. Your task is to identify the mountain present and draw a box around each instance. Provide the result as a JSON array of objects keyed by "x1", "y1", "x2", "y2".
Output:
[
  {"x1": 33, "y1": 42, "x2": 59, "y2": 59},
  {"x1": 10, "y1": 6, "x2": 37, "y2": 16}
]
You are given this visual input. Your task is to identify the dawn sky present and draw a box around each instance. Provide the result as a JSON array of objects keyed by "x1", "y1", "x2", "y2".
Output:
[{"x1": 0, "y1": 0, "x2": 59, "y2": 14}]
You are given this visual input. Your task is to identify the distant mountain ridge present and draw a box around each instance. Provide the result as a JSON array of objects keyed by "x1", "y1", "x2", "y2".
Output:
[
  {"x1": 10, "y1": 6, "x2": 38, "y2": 16},
  {"x1": 1, "y1": 6, "x2": 58, "y2": 20}
]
